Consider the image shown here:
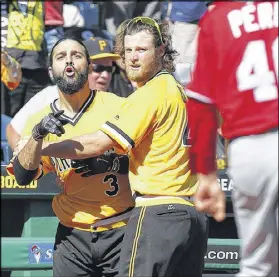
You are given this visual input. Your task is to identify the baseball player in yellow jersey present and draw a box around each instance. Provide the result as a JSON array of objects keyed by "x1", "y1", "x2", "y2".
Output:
[
  {"x1": 31, "y1": 18, "x2": 209, "y2": 277},
  {"x1": 8, "y1": 38, "x2": 134, "y2": 277}
]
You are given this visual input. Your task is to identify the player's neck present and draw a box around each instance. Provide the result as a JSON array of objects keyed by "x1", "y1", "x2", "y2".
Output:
[
  {"x1": 57, "y1": 84, "x2": 91, "y2": 116},
  {"x1": 137, "y1": 64, "x2": 164, "y2": 88}
]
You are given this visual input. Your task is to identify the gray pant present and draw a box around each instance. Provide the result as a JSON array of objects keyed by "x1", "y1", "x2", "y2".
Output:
[{"x1": 228, "y1": 131, "x2": 278, "y2": 277}]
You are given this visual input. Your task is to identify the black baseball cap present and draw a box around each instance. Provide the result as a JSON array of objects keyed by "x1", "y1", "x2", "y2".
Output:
[{"x1": 82, "y1": 37, "x2": 120, "y2": 61}]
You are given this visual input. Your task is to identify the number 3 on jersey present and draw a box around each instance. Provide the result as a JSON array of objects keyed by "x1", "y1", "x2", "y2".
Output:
[
  {"x1": 236, "y1": 37, "x2": 278, "y2": 102},
  {"x1": 103, "y1": 174, "x2": 119, "y2": 196}
]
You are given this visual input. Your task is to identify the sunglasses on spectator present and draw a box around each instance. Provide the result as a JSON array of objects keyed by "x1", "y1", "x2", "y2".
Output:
[
  {"x1": 92, "y1": 64, "x2": 115, "y2": 73},
  {"x1": 117, "y1": 16, "x2": 163, "y2": 45}
]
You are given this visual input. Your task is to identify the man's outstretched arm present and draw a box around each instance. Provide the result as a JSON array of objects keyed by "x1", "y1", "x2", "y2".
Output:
[
  {"x1": 11, "y1": 111, "x2": 66, "y2": 185},
  {"x1": 42, "y1": 130, "x2": 116, "y2": 159}
]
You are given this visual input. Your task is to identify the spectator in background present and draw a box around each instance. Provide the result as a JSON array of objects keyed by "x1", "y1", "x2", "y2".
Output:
[
  {"x1": 83, "y1": 37, "x2": 120, "y2": 91},
  {"x1": 102, "y1": 1, "x2": 161, "y2": 39},
  {"x1": 3, "y1": 0, "x2": 50, "y2": 118},
  {"x1": 1, "y1": 50, "x2": 22, "y2": 91},
  {"x1": 1, "y1": 0, "x2": 9, "y2": 49},
  {"x1": 44, "y1": 1, "x2": 64, "y2": 55},
  {"x1": 62, "y1": 2, "x2": 85, "y2": 32},
  {"x1": 161, "y1": 2, "x2": 208, "y2": 87},
  {"x1": 109, "y1": 58, "x2": 136, "y2": 98},
  {"x1": 162, "y1": 1, "x2": 208, "y2": 64},
  {"x1": 63, "y1": 2, "x2": 113, "y2": 46}
]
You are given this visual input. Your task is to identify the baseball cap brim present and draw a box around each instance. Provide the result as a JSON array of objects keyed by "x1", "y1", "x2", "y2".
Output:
[{"x1": 90, "y1": 53, "x2": 120, "y2": 61}]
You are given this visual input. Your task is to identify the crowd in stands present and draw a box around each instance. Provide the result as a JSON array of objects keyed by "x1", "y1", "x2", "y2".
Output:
[{"x1": 1, "y1": 1, "x2": 212, "y2": 118}]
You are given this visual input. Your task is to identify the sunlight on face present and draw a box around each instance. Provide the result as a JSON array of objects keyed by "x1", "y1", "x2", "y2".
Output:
[
  {"x1": 124, "y1": 31, "x2": 162, "y2": 86},
  {"x1": 52, "y1": 40, "x2": 88, "y2": 78},
  {"x1": 51, "y1": 40, "x2": 89, "y2": 94}
]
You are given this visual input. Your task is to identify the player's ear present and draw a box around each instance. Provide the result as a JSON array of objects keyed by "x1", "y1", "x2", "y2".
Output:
[
  {"x1": 48, "y1": 67, "x2": 54, "y2": 82},
  {"x1": 157, "y1": 44, "x2": 165, "y2": 58},
  {"x1": 88, "y1": 61, "x2": 93, "y2": 74}
]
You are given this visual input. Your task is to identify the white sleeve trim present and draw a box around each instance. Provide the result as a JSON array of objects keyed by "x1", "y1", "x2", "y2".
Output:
[
  {"x1": 101, "y1": 123, "x2": 132, "y2": 151},
  {"x1": 186, "y1": 89, "x2": 214, "y2": 104}
]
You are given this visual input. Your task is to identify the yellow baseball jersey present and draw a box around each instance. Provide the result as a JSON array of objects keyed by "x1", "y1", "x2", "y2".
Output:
[
  {"x1": 15, "y1": 91, "x2": 134, "y2": 231},
  {"x1": 100, "y1": 70, "x2": 198, "y2": 206}
]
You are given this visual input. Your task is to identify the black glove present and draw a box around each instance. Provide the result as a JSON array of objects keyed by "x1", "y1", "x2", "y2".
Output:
[
  {"x1": 32, "y1": 110, "x2": 66, "y2": 141},
  {"x1": 71, "y1": 153, "x2": 129, "y2": 178}
]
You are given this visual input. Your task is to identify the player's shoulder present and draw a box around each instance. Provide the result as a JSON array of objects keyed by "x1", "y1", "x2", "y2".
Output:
[
  {"x1": 28, "y1": 104, "x2": 52, "y2": 123},
  {"x1": 95, "y1": 90, "x2": 123, "y2": 101},
  {"x1": 159, "y1": 72, "x2": 185, "y2": 98},
  {"x1": 93, "y1": 90, "x2": 126, "y2": 108},
  {"x1": 145, "y1": 71, "x2": 185, "y2": 104},
  {"x1": 22, "y1": 104, "x2": 52, "y2": 135},
  {"x1": 36, "y1": 85, "x2": 58, "y2": 98},
  {"x1": 31, "y1": 85, "x2": 59, "y2": 105},
  {"x1": 145, "y1": 71, "x2": 175, "y2": 93}
]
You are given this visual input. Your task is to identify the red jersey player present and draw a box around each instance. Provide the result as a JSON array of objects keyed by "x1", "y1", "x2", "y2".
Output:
[{"x1": 186, "y1": 2, "x2": 278, "y2": 277}]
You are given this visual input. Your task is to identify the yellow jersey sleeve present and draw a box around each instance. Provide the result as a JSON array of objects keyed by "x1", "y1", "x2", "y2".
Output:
[{"x1": 100, "y1": 85, "x2": 163, "y2": 152}]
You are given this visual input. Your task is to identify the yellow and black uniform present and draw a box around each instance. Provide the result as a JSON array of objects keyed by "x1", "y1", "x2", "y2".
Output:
[
  {"x1": 18, "y1": 90, "x2": 134, "y2": 231},
  {"x1": 101, "y1": 70, "x2": 208, "y2": 277},
  {"x1": 8, "y1": 90, "x2": 135, "y2": 277},
  {"x1": 101, "y1": 70, "x2": 197, "y2": 203}
]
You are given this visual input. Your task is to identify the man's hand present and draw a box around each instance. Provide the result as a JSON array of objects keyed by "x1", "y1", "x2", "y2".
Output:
[
  {"x1": 195, "y1": 172, "x2": 226, "y2": 222},
  {"x1": 71, "y1": 152, "x2": 129, "y2": 178},
  {"x1": 32, "y1": 110, "x2": 65, "y2": 141},
  {"x1": 1, "y1": 51, "x2": 12, "y2": 67}
]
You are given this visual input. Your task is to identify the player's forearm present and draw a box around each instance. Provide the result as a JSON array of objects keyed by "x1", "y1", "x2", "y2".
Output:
[
  {"x1": 6, "y1": 123, "x2": 20, "y2": 150},
  {"x1": 17, "y1": 137, "x2": 43, "y2": 170},
  {"x1": 41, "y1": 130, "x2": 114, "y2": 159},
  {"x1": 197, "y1": 172, "x2": 218, "y2": 184},
  {"x1": 12, "y1": 137, "x2": 42, "y2": 186},
  {"x1": 187, "y1": 98, "x2": 218, "y2": 174}
]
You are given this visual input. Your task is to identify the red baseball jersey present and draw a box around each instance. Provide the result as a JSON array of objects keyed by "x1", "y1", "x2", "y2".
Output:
[{"x1": 187, "y1": 1, "x2": 278, "y2": 139}]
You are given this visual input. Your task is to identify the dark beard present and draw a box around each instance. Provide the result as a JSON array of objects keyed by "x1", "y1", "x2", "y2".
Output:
[{"x1": 53, "y1": 67, "x2": 89, "y2": 95}]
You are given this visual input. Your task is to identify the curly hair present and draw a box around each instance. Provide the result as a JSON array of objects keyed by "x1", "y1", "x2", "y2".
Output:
[{"x1": 114, "y1": 18, "x2": 178, "y2": 73}]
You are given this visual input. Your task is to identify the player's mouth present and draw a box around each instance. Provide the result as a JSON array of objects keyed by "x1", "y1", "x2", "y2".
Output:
[
  {"x1": 129, "y1": 64, "x2": 141, "y2": 70},
  {"x1": 96, "y1": 82, "x2": 107, "y2": 89},
  {"x1": 97, "y1": 81, "x2": 106, "y2": 86},
  {"x1": 65, "y1": 66, "x2": 75, "y2": 77}
]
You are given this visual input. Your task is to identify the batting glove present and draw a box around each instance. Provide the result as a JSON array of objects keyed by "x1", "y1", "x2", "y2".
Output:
[{"x1": 32, "y1": 110, "x2": 66, "y2": 141}]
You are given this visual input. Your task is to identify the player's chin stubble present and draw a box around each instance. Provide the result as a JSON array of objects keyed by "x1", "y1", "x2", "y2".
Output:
[{"x1": 53, "y1": 67, "x2": 89, "y2": 95}]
